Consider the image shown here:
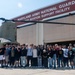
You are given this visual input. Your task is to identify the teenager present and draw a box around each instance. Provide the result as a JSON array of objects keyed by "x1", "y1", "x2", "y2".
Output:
[
  {"x1": 62, "y1": 45, "x2": 69, "y2": 68},
  {"x1": 15, "y1": 46, "x2": 21, "y2": 68},
  {"x1": 47, "y1": 46, "x2": 53, "y2": 69},
  {"x1": 20, "y1": 44, "x2": 27, "y2": 67},
  {"x1": 42, "y1": 48, "x2": 48, "y2": 68},
  {"x1": 32, "y1": 45, "x2": 38, "y2": 66},
  {"x1": 9, "y1": 46, "x2": 16, "y2": 67},
  {"x1": 27, "y1": 44, "x2": 33, "y2": 67},
  {"x1": 57, "y1": 46, "x2": 63, "y2": 68},
  {"x1": 0, "y1": 45, "x2": 5, "y2": 68},
  {"x1": 68, "y1": 46, "x2": 74, "y2": 68}
]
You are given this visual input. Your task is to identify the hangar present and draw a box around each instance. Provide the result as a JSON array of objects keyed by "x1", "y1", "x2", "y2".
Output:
[{"x1": 13, "y1": 0, "x2": 75, "y2": 45}]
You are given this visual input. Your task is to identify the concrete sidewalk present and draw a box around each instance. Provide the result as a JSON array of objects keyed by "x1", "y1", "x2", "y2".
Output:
[{"x1": 0, "y1": 68, "x2": 75, "y2": 75}]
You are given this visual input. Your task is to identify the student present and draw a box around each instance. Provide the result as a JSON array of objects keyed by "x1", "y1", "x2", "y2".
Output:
[
  {"x1": 27, "y1": 44, "x2": 33, "y2": 67},
  {"x1": 9, "y1": 46, "x2": 16, "y2": 67},
  {"x1": 32, "y1": 45, "x2": 38, "y2": 66},
  {"x1": 37, "y1": 45, "x2": 42, "y2": 67},
  {"x1": 42, "y1": 48, "x2": 48, "y2": 68},
  {"x1": 20, "y1": 44, "x2": 27, "y2": 67},
  {"x1": 15, "y1": 46, "x2": 21, "y2": 67},
  {"x1": 52, "y1": 45, "x2": 57, "y2": 69},
  {"x1": 47, "y1": 46, "x2": 53, "y2": 69},
  {"x1": 57, "y1": 46, "x2": 63, "y2": 68},
  {"x1": 62, "y1": 45, "x2": 69, "y2": 68},
  {"x1": 0, "y1": 45, "x2": 5, "y2": 68},
  {"x1": 5, "y1": 44, "x2": 10, "y2": 67},
  {"x1": 68, "y1": 46, "x2": 74, "y2": 68},
  {"x1": 72, "y1": 44, "x2": 75, "y2": 68}
]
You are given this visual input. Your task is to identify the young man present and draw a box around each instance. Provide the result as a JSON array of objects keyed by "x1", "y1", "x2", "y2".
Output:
[
  {"x1": 27, "y1": 44, "x2": 33, "y2": 67},
  {"x1": 0, "y1": 45, "x2": 5, "y2": 68},
  {"x1": 20, "y1": 44, "x2": 27, "y2": 67},
  {"x1": 32, "y1": 45, "x2": 38, "y2": 66},
  {"x1": 9, "y1": 46, "x2": 16, "y2": 67},
  {"x1": 15, "y1": 46, "x2": 21, "y2": 68},
  {"x1": 57, "y1": 46, "x2": 63, "y2": 68},
  {"x1": 42, "y1": 48, "x2": 48, "y2": 68},
  {"x1": 72, "y1": 44, "x2": 75, "y2": 68},
  {"x1": 68, "y1": 46, "x2": 74, "y2": 68},
  {"x1": 62, "y1": 45, "x2": 69, "y2": 68},
  {"x1": 5, "y1": 44, "x2": 11, "y2": 67},
  {"x1": 47, "y1": 46, "x2": 53, "y2": 69}
]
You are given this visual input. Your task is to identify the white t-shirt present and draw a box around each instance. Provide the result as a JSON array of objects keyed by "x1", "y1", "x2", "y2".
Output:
[
  {"x1": 62, "y1": 48, "x2": 68, "y2": 58},
  {"x1": 33, "y1": 49, "x2": 37, "y2": 58}
]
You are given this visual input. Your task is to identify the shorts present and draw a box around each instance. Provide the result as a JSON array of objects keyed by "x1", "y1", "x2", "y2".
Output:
[
  {"x1": 0, "y1": 55, "x2": 5, "y2": 60},
  {"x1": 5, "y1": 56, "x2": 9, "y2": 62}
]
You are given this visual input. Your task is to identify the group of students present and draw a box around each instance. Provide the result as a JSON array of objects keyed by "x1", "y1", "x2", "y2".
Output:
[
  {"x1": 0, "y1": 43, "x2": 75, "y2": 69},
  {"x1": 42, "y1": 44, "x2": 75, "y2": 69}
]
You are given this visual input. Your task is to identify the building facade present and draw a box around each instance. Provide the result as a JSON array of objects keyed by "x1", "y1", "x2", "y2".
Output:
[{"x1": 14, "y1": 0, "x2": 75, "y2": 45}]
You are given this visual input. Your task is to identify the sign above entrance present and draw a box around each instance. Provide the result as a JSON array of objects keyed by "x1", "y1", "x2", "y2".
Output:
[{"x1": 13, "y1": 0, "x2": 75, "y2": 26}]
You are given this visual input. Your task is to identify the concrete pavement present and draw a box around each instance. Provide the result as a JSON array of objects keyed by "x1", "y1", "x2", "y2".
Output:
[{"x1": 0, "y1": 68, "x2": 75, "y2": 75}]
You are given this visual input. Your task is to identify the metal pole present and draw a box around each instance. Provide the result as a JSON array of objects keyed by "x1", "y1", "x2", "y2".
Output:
[{"x1": 0, "y1": 18, "x2": 75, "y2": 25}]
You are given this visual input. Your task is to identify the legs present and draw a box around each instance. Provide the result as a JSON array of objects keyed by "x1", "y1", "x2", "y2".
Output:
[{"x1": 48, "y1": 57, "x2": 53, "y2": 68}]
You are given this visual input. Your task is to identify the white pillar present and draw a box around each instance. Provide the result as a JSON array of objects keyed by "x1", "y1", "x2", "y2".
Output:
[{"x1": 36, "y1": 23, "x2": 44, "y2": 45}]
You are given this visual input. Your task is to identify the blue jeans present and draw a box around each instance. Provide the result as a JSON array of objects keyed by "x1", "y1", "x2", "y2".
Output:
[
  {"x1": 63, "y1": 57, "x2": 68, "y2": 67},
  {"x1": 58, "y1": 57, "x2": 63, "y2": 67},
  {"x1": 38, "y1": 56, "x2": 42, "y2": 67},
  {"x1": 52, "y1": 54, "x2": 56, "y2": 68},
  {"x1": 20, "y1": 56, "x2": 26, "y2": 67},
  {"x1": 48, "y1": 57, "x2": 53, "y2": 68}
]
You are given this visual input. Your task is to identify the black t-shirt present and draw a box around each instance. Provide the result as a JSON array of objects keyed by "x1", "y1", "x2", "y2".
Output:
[
  {"x1": 15, "y1": 48, "x2": 21, "y2": 58},
  {"x1": 0, "y1": 48, "x2": 5, "y2": 55},
  {"x1": 21, "y1": 48, "x2": 27, "y2": 56},
  {"x1": 37, "y1": 48, "x2": 42, "y2": 56},
  {"x1": 52, "y1": 50, "x2": 57, "y2": 55},
  {"x1": 48, "y1": 50, "x2": 53, "y2": 58},
  {"x1": 57, "y1": 50, "x2": 63, "y2": 58},
  {"x1": 42, "y1": 50, "x2": 48, "y2": 58},
  {"x1": 68, "y1": 50, "x2": 74, "y2": 59}
]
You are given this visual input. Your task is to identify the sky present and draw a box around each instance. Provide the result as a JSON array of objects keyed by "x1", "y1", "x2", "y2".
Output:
[{"x1": 0, "y1": 0, "x2": 65, "y2": 26}]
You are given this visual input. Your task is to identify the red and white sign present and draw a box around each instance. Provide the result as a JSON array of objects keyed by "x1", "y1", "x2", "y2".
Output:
[{"x1": 13, "y1": 0, "x2": 75, "y2": 26}]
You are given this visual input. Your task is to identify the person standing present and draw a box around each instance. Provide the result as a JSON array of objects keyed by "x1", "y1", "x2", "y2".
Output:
[
  {"x1": 72, "y1": 44, "x2": 75, "y2": 68},
  {"x1": 20, "y1": 44, "x2": 27, "y2": 67},
  {"x1": 15, "y1": 46, "x2": 21, "y2": 68},
  {"x1": 5, "y1": 44, "x2": 10, "y2": 67},
  {"x1": 47, "y1": 46, "x2": 53, "y2": 69},
  {"x1": 32, "y1": 45, "x2": 38, "y2": 66},
  {"x1": 9, "y1": 46, "x2": 16, "y2": 67},
  {"x1": 57, "y1": 46, "x2": 63, "y2": 68},
  {"x1": 52, "y1": 45, "x2": 57, "y2": 69},
  {"x1": 0, "y1": 45, "x2": 5, "y2": 68},
  {"x1": 62, "y1": 45, "x2": 69, "y2": 68},
  {"x1": 37, "y1": 45, "x2": 42, "y2": 67},
  {"x1": 68, "y1": 46, "x2": 74, "y2": 68},
  {"x1": 42, "y1": 48, "x2": 48, "y2": 68},
  {"x1": 27, "y1": 44, "x2": 33, "y2": 67}
]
